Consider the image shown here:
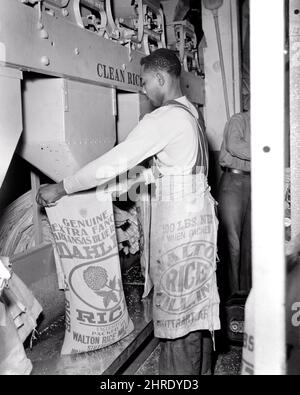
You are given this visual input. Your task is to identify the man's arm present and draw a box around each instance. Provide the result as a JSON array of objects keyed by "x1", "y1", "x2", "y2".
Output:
[
  {"x1": 225, "y1": 115, "x2": 250, "y2": 161},
  {"x1": 63, "y1": 120, "x2": 160, "y2": 195},
  {"x1": 37, "y1": 113, "x2": 174, "y2": 206}
]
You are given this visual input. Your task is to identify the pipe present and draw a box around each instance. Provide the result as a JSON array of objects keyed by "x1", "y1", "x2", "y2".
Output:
[
  {"x1": 203, "y1": 0, "x2": 231, "y2": 121},
  {"x1": 229, "y1": 0, "x2": 236, "y2": 114}
]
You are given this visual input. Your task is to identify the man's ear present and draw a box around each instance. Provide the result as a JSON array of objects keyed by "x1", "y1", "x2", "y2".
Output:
[{"x1": 156, "y1": 72, "x2": 165, "y2": 87}]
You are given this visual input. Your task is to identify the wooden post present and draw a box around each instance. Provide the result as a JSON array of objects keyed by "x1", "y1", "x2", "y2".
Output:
[
  {"x1": 290, "y1": 0, "x2": 300, "y2": 239},
  {"x1": 251, "y1": 0, "x2": 286, "y2": 375}
]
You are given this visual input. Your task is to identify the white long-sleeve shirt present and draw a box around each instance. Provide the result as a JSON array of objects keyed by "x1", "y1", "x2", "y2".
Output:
[{"x1": 63, "y1": 96, "x2": 200, "y2": 195}]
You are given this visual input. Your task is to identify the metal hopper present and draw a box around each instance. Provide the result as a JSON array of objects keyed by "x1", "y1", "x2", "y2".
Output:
[{"x1": 20, "y1": 77, "x2": 116, "y2": 182}]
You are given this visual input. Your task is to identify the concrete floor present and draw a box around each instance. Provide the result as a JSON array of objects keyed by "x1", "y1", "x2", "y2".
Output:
[
  {"x1": 136, "y1": 344, "x2": 242, "y2": 375},
  {"x1": 24, "y1": 261, "x2": 243, "y2": 376},
  {"x1": 26, "y1": 316, "x2": 242, "y2": 375},
  {"x1": 26, "y1": 284, "x2": 154, "y2": 375}
]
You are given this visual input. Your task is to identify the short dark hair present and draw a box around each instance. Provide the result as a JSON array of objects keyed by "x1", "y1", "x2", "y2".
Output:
[{"x1": 140, "y1": 48, "x2": 181, "y2": 78}]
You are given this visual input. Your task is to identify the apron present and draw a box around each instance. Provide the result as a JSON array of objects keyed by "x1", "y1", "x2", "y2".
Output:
[{"x1": 149, "y1": 101, "x2": 220, "y2": 339}]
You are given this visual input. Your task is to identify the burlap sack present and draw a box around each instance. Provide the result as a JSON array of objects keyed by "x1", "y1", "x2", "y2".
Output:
[
  {"x1": 3, "y1": 272, "x2": 43, "y2": 343},
  {"x1": 46, "y1": 191, "x2": 134, "y2": 355},
  {"x1": 150, "y1": 174, "x2": 220, "y2": 339},
  {"x1": 0, "y1": 302, "x2": 32, "y2": 375}
]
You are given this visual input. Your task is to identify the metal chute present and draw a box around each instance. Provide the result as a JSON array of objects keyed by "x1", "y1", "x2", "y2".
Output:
[{"x1": 20, "y1": 78, "x2": 116, "y2": 182}]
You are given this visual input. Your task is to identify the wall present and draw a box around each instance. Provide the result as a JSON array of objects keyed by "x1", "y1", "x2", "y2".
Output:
[{"x1": 202, "y1": 0, "x2": 242, "y2": 151}]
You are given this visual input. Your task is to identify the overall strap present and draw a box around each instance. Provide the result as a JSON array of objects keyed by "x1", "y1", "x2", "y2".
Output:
[{"x1": 163, "y1": 100, "x2": 209, "y2": 177}]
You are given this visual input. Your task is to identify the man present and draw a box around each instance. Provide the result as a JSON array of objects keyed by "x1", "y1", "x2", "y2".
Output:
[
  {"x1": 218, "y1": 109, "x2": 251, "y2": 299},
  {"x1": 37, "y1": 48, "x2": 220, "y2": 375}
]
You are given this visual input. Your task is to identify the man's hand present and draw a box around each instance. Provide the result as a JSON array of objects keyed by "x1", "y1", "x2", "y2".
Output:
[{"x1": 36, "y1": 181, "x2": 67, "y2": 207}]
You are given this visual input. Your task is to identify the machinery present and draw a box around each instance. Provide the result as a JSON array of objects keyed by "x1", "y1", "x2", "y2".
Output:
[
  {"x1": 20, "y1": 0, "x2": 166, "y2": 54},
  {"x1": 0, "y1": 0, "x2": 205, "y2": 374},
  {"x1": 162, "y1": 0, "x2": 202, "y2": 74},
  {"x1": 0, "y1": 0, "x2": 204, "y2": 184},
  {"x1": 167, "y1": 19, "x2": 201, "y2": 73},
  {"x1": 106, "y1": 0, "x2": 166, "y2": 54}
]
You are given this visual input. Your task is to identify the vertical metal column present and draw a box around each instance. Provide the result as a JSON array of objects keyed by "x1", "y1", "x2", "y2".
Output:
[
  {"x1": 251, "y1": 0, "x2": 286, "y2": 374},
  {"x1": 290, "y1": 0, "x2": 300, "y2": 238},
  {"x1": 0, "y1": 67, "x2": 23, "y2": 189}
]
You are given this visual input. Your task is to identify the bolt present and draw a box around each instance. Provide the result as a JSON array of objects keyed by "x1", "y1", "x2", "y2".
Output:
[
  {"x1": 47, "y1": 9, "x2": 55, "y2": 17},
  {"x1": 62, "y1": 8, "x2": 69, "y2": 17},
  {"x1": 41, "y1": 56, "x2": 50, "y2": 66},
  {"x1": 40, "y1": 29, "x2": 49, "y2": 39}
]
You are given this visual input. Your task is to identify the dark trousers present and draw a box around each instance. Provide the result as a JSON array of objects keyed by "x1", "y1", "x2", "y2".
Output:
[
  {"x1": 217, "y1": 172, "x2": 252, "y2": 298},
  {"x1": 159, "y1": 330, "x2": 213, "y2": 375}
]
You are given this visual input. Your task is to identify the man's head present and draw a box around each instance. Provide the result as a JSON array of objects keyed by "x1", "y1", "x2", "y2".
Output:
[{"x1": 140, "y1": 48, "x2": 182, "y2": 107}]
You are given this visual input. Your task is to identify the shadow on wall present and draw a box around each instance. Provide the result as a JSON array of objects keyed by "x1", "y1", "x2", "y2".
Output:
[{"x1": 0, "y1": 147, "x2": 52, "y2": 213}]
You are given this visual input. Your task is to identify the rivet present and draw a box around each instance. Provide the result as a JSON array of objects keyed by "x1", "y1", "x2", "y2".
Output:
[
  {"x1": 40, "y1": 29, "x2": 49, "y2": 39},
  {"x1": 41, "y1": 56, "x2": 50, "y2": 66},
  {"x1": 47, "y1": 9, "x2": 55, "y2": 17}
]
